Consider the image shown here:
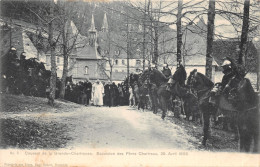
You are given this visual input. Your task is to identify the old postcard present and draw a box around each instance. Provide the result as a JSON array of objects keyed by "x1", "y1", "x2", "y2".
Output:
[{"x1": 0, "y1": 0, "x2": 259, "y2": 166}]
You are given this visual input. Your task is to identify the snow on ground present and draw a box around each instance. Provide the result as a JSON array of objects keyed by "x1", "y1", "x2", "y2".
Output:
[{"x1": 1, "y1": 105, "x2": 199, "y2": 150}]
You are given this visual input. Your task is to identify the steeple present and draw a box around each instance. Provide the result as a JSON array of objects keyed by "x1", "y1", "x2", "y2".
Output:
[
  {"x1": 88, "y1": 14, "x2": 97, "y2": 47},
  {"x1": 89, "y1": 14, "x2": 96, "y2": 33},
  {"x1": 101, "y1": 12, "x2": 108, "y2": 32}
]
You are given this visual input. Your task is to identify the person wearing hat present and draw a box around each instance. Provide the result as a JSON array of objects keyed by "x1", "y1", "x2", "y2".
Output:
[
  {"x1": 209, "y1": 58, "x2": 236, "y2": 104},
  {"x1": 162, "y1": 63, "x2": 171, "y2": 78},
  {"x1": 220, "y1": 58, "x2": 236, "y2": 90}
]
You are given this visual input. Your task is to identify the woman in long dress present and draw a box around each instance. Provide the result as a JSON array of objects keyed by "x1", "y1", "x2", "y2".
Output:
[{"x1": 92, "y1": 79, "x2": 104, "y2": 106}]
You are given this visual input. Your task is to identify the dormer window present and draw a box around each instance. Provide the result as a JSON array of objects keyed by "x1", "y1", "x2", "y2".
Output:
[{"x1": 114, "y1": 50, "x2": 120, "y2": 56}]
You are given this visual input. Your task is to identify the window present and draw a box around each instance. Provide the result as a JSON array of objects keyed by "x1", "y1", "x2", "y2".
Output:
[
  {"x1": 85, "y1": 66, "x2": 89, "y2": 74},
  {"x1": 122, "y1": 60, "x2": 125, "y2": 65},
  {"x1": 136, "y1": 59, "x2": 141, "y2": 65},
  {"x1": 115, "y1": 50, "x2": 120, "y2": 56},
  {"x1": 115, "y1": 59, "x2": 118, "y2": 65}
]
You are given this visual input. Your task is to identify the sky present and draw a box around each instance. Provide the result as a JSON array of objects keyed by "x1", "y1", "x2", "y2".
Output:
[{"x1": 129, "y1": 0, "x2": 260, "y2": 39}]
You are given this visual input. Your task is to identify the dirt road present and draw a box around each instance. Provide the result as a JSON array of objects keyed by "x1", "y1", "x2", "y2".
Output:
[{"x1": 1, "y1": 105, "x2": 199, "y2": 150}]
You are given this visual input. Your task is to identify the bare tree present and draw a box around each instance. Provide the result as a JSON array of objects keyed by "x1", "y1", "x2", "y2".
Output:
[
  {"x1": 238, "y1": 0, "x2": 250, "y2": 65},
  {"x1": 176, "y1": 0, "x2": 183, "y2": 65},
  {"x1": 205, "y1": 0, "x2": 216, "y2": 79},
  {"x1": 57, "y1": 1, "x2": 88, "y2": 99},
  {"x1": 99, "y1": 31, "x2": 121, "y2": 80},
  {"x1": 48, "y1": 0, "x2": 57, "y2": 105}
]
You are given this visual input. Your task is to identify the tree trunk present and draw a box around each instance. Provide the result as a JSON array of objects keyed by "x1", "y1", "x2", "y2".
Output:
[
  {"x1": 109, "y1": 60, "x2": 113, "y2": 81},
  {"x1": 153, "y1": 25, "x2": 159, "y2": 65},
  {"x1": 110, "y1": 69, "x2": 112, "y2": 81},
  {"x1": 205, "y1": 0, "x2": 216, "y2": 80},
  {"x1": 142, "y1": 0, "x2": 147, "y2": 70},
  {"x1": 60, "y1": 14, "x2": 69, "y2": 99},
  {"x1": 177, "y1": 0, "x2": 183, "y2": 65},
  {"x1": 256, "y1": 39, "x2": 260, "y2": 91},
  {"x1": 48, "y1": 0, "x2": 56, "y2": 105},
  {"x1": 238, "y1": 0, "x2": 250, "y2": 65},
  {"x1": 59, "y1": 54, "x2": 68, "y2": 99}
]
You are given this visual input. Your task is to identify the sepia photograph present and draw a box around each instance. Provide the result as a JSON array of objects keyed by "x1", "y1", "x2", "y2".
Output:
[{"x1": 0, "y1": 0, "x2": 259, "y2": 166}]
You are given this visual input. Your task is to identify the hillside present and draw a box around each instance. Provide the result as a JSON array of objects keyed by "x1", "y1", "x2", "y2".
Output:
[{"x1": 0, "y1": 94, "x2": 81, "y2": 149}]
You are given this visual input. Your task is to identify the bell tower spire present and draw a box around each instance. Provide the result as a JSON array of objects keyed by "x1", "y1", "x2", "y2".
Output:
[
  {"x1": 89, "y1": 13, "x2": 96, "y2": 32},
  {"x1": 101, "y1": 12, "x2": 108, "y2": 32},
  {"x1": 88, "y1": 13, "x2": 97, "y2": 46}
]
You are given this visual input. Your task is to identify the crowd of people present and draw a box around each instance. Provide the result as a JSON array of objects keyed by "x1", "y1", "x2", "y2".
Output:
[
  {"x1": 64, "y1": 79, "x2": 130, "y2": 107},
  {"x1": 2, "y1": 46, "x2": 249, "y2": 113},
  {"x1": 1, "y1": 48, "x2": 50, "y2": 97},
  {"x1": 0, "y1": 47, "x2": 131, "y2": 108}
]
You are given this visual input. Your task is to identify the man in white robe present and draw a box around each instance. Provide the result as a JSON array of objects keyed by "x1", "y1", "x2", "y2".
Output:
[{"x1": 92, "y1": 79, "x2": 104, "y2": 106}]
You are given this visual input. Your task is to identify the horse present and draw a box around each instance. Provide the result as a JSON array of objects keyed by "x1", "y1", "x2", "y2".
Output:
[
  {"x1": 129, "y1": 73, "x2": 150, "y2": 110},
  {"x1": 226, "y1": 76, "x2": 259, "y2": 152},
  {"x1": 139, "y1": 68, "x2": 171, "y2": 119},
  {"x1": 187, "y1": 70, "x2": 217, "y2": 146},
  {"x1": 188, "y1": 69, "x2": 259, "y2": 152},
  {"x1": 167, "y1": 65, "x2": 200, "y2": 121}
]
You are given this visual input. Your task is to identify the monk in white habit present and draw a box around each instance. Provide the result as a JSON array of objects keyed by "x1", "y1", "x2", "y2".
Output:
[{"x1": 92, "y1": 79, "x2": 104, "y2": 106}]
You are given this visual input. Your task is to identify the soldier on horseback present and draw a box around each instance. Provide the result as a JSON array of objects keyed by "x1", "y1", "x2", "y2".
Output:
[
  {"x1": 162, "y1": 64, "x2": 172, "y2": 78},
  {"x1": 221, "y1": 58, "x2": 236, "y2": 89},
  {"x1": 210, "y1": 57, "x2": 245, "y2": 104}
]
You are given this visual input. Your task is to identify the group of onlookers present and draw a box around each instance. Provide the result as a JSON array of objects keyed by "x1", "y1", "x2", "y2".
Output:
[
  {"x1": 64, "y1": 79, "x2": 130, "y2": 107},
  {"x1": 1, "y1": 48, "x2": 50, "y2": 97}
]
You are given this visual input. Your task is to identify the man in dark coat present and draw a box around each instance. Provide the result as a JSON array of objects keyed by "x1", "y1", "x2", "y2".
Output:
[
  {"x1": 210, "y1": 58, "x2": 236, "y2": 105},
  {"x1": 85, "y1": 79, "x2": 92, "y2": 105},
  {"x1": 112, "y1": 82, "x2": 119, "y2": 106},
  {"x1": 221, "y1": 59, "x2": 236, "y2": 90},
  {"x1": 118, "y1": 83, "x2": 125, "y2": 106},
  {"x1": 162, "y1": 64, "x2": 172, "y2": 78},
  {"x1": 104, "y1": 81, "x2": 113, "y2": 107}
]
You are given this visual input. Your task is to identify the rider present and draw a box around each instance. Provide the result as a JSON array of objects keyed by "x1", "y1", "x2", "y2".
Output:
[
  {"x1": 220, "y1": 58, "x2": 236, "y2": 91},
  {"x1": 209, "y1": 58, "x2": 235, "y2": 105},
  {"x1": 220, "y1": 57, "x2": 246, "y2": 94},
  {"x1": 162, "y1": 63, "x2": 172, "y2": 78},
  {"x1": 210, "y1": 57, "x2": 245, "y2": 104}
]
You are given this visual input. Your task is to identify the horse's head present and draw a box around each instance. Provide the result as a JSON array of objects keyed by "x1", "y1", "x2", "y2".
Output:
[
  {"x1": 186, "y1": 69, "x2": 197, "y2": 88},
  {"x1": 167, "y1": 78, "x2": 189, "y2": 98},
  {"x1": 228, "y1": 77, "x2": 258, "y2": 109},
  {"x1": 187, "y1": 69, "x2": 214, "y2": 92},
  {"x1": 149, "y1": 68, "x2": 168, "y2": 86}
]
